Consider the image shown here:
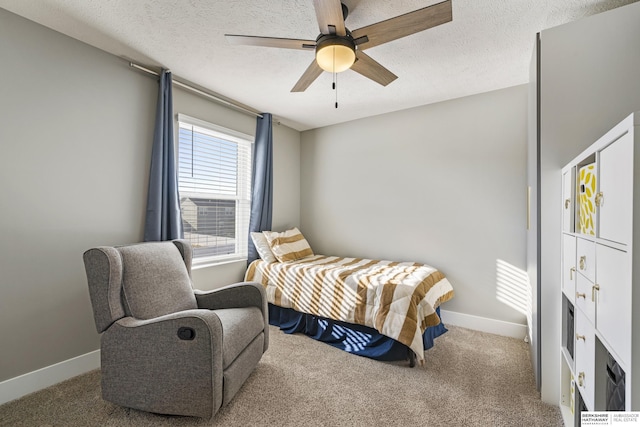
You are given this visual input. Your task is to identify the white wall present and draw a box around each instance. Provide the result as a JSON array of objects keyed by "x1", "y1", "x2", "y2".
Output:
[
  {"x1": 300, "y1": 85, "x2": 529, "y2": 326},
  {"x1": 538, "y1": 1, "x2": 640, "y2": 404},
  {"x1": 0, "y1": 7, "x2": 300, "y2": 384}
]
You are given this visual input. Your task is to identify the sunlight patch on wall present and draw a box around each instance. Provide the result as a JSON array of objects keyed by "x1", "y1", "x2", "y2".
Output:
[{"x1": 496, "y1": 259, "x2": 532, "y2": 334}]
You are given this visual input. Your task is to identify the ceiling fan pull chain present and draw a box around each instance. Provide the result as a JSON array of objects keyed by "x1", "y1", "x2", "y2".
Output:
[
  {"x1": 332, "y1": 47, "x2": 336, "y2": 89},
  {"x1": 335, "y1": 72, "x2": 338, "y2": 108},
  {"x1": 333, "y1": 47, "x2": 338, "y2": 107}
]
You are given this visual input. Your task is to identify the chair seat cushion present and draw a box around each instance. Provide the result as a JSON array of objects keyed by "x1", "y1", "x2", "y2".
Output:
[{"x1": 215, "y1": 307, "x2": 265, "y2": 369}]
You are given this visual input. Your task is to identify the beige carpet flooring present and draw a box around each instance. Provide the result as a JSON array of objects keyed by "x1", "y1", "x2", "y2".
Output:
[{"x1": 0, "y1": 325, "x2": 562, "y2": 427}]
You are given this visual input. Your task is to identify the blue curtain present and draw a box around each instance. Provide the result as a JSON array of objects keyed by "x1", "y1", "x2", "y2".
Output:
[
  {"x1": 248, "y1": 113, "x2": 273, "y2": 263},
  {"x1": 143, "y1": 69, "x2": 183, "y2": 242}
]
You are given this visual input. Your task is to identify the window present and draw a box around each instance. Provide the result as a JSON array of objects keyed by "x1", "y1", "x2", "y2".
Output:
[{"x1": 177, "y1": 114, "x2": 252, "y2": 263}]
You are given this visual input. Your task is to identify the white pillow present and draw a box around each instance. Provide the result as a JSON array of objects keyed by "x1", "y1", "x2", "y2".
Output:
[
  {"x1": 263, "y1": 227, "x2": 314, "y2": 262},
  {"x1": 250, "y1": 232, "x2": 278, "y2": 263}
]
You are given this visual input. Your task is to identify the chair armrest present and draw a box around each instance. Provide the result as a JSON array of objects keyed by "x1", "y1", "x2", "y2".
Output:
[
  {"x1": 101, "y1": 310, "x2": 224, "y2": 418},
  {"x1": 194, "y1": 282, "x2": 268, "y2": 352},
  {"x1": 114, "y1": 309, "x2": 220, "y2": 329},
  {"x1": 194, "y1": 282, "x2": 265, "y2": 311}
]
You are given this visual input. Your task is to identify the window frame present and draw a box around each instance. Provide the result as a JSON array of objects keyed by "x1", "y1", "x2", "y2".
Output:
[{"x1": 176, "y1": 113, "x2": 253, "y2": 267}]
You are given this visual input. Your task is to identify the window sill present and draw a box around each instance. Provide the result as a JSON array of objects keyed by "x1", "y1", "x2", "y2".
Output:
[{"x1": 192, "y1": 257, "x2": 247, "y2": 270}]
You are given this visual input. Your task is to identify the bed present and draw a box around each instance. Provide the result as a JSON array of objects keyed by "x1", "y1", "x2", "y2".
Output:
[{"x1": 245, "y1": 228, "x2": 455, "y2": 366}]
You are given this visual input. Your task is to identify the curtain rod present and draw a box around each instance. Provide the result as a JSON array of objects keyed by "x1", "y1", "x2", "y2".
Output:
[{"x1": 129, "y1": 62, "x2": 263, "y2": 119}]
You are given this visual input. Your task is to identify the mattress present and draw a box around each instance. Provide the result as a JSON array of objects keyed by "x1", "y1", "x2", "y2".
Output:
[{"x1": 245, "y1": 255, "x2": 454, "y2": 363}]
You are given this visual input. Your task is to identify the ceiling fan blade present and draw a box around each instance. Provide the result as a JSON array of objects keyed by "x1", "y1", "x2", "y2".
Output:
[
  {"x1": 351, "y1": 0, "x2": 452, "y2": 51},
  {"x1": 313, "y1": 0, "x2": 346, "y2": 36},
  {"x1": 291, "y1": 60, "x2": 324, "y2": 92},
  {"x1": 350, "y1": 52, "x2": 398, "y2": 86},
  {"x1": 225, "y1": 34, "x2": 316, "y2": 50}
]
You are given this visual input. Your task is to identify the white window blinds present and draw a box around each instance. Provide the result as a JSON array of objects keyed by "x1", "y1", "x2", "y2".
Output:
[{"x1": 177, "y1": 114, "x2": 252, "y2": 262}]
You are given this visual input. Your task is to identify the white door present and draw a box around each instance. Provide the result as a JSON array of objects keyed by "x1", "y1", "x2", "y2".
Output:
[
  {"x1": 562, "y1": 169, "x2": 574, "y2": 232},
  {"x1": 599, "y1": 132, "x2": 633, "y2": 245},
  {"x1": 574, "y1": 306, "x2": 595, "y2": 411},
  {"x1": 595, "y1": 244, "x2": 631, "y2": 367},
  {"x1": 562, "y1": 234, "x2": 576, "y2": 301}
]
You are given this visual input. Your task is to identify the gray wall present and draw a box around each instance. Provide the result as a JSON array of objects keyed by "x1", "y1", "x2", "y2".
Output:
[
  {"x1": 173, "y1": 86, "x2": 301, "y2": 289},
  {"x1": 538, "y1": 1, "x2": 640, "y2": 403},
  {"x1": 300, "y1": 85, "x2": 529, "y2": 325},
  {"x1": 0, "y1": 8, "x2": 300, "y2": 382}
]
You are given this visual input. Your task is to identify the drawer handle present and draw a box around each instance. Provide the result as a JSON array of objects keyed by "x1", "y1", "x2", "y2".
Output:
[
  {"x1": 565, "y1": 199, "x2": 571, "y2": 209},
  {"x1": 576, "y1": 334, "x2": 586, "y2": 341},
  {"x1": 579, "y1": 256, "x2": 586, "y2": 271},
  {"x1": 592, "y1": 284, "x2": 600, "y2": 302},
  {"x1": 570, "y1": 267, "x2": 576, "y2": 280},
  {"x1": 578, "y1": 372, "x2": 585, "y2": 387},
  {"x1": 595, "y1": 191, "x2": 604, "y2": 207},
  {"x1": 576, "y1": 292, "x2": 586, "y2": 299}
]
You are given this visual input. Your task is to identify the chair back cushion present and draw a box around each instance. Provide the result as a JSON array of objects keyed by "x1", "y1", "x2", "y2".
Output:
[{"x1": 118, "y1": 242, "x2": 197, "y2": 319}]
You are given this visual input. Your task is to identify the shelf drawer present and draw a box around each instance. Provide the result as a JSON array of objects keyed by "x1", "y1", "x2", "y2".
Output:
[
  {"x1": 575, "y1": 273, "x2": 596, "y2": 325},
  {"x1": 576, "y1": 238, "x2": 596, "y2": 283}
]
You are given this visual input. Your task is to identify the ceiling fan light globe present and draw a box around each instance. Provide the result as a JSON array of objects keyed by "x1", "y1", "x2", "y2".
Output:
[{"x1": 315, "y1": 37, "x2": 356, "y2": 73}]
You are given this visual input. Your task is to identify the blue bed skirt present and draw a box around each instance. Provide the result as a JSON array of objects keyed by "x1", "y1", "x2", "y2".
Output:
[{"x1": 268, "y1": 304, "x2": 447, "y2": 362}]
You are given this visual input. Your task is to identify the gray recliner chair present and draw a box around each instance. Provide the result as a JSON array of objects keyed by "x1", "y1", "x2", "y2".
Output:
[{"x1": 83, "y1": 239, "x2": 268, "y2": 418}]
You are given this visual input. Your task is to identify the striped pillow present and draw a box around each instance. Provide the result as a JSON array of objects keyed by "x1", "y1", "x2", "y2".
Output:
[{"x1": 263, "y1": 227, "x2": 314, "y2": 262}]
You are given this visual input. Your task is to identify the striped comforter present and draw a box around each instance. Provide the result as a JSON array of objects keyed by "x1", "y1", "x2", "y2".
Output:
[{"x1": 245, "y1": 255, "x2": 454, "y2": 363}]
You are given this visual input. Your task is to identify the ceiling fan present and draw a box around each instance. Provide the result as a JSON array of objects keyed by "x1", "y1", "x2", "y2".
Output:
[{"x1": 225, "y1": 0, "x2": 453, "y2": 92}]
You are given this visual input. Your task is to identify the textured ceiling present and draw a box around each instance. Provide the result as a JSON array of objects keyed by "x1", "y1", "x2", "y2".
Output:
[{"x1": 0, "y1": 0, "x2": 637, "y2": 130}]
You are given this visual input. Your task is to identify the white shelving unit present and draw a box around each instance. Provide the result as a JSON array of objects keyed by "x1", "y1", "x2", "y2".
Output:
[{"x1": 559, "y1": 112, "x2": 640, "y2": 426}]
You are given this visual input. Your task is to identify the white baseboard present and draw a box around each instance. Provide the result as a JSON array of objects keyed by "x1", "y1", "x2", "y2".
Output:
[
  {"x1": 0, "y1": 350, "x2": 100, "y2": 406},
  {"x1": 440, "y1": 309, "x2": 528, "y2": 340},
  {"x1": 0, "y1": 311, "x2": 525, "y2": 406}
]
